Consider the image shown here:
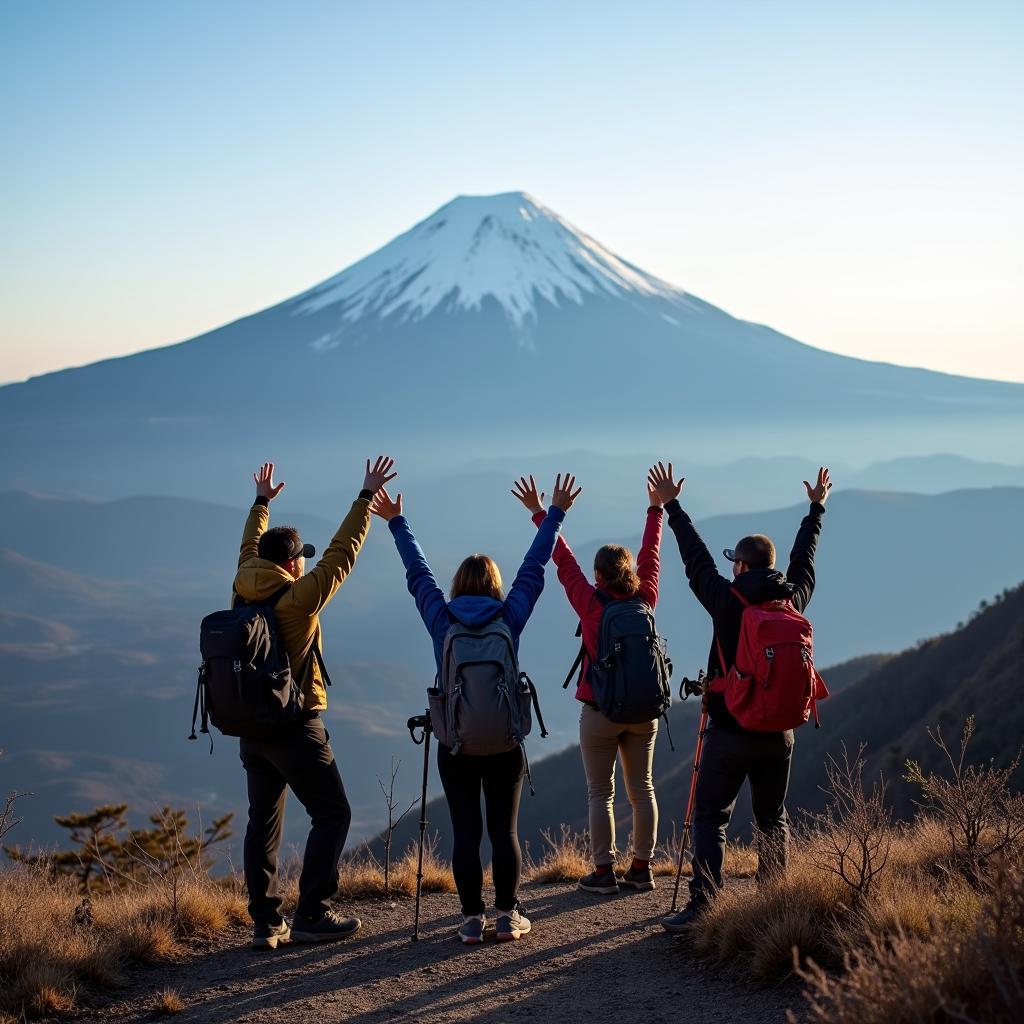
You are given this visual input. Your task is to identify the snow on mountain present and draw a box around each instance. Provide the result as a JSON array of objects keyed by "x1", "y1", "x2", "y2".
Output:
[{"x1": 292, "y1": 191, "x2": 691, "y2": 326}]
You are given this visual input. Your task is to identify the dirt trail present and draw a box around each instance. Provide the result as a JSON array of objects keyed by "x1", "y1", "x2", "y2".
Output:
[{"x1": 82, "y1": 881, "x2": 802, "y2": 1024}]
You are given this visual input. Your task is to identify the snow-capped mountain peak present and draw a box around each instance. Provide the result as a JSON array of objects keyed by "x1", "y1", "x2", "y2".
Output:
[{"x1": 293, "y1": 191, "x2": 686, "y2": 325}]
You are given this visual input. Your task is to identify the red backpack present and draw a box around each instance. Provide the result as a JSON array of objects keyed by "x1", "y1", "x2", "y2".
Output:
[{"x1": 710, "y1": 587, "x2": 829, "y2": 731}]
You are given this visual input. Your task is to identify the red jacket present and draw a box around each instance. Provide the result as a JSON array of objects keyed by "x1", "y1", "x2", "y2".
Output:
[{"x1": 533, "y1": 506, "x2": 663, "y2": 703}]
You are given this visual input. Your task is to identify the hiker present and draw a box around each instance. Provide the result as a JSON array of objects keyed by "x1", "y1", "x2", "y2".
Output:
[
  {"x1": 652, "y1": 462, "x2": 832, "y2": 931},
  {"x1": 514, "y1": 472, "x2": 667, "y2": 895},
  {"x1": 370, "y1": 474, "x2": 578, "y2": 944},
  {"x1": 235, "y1": 457, "x2": 397, "y2": 949}
]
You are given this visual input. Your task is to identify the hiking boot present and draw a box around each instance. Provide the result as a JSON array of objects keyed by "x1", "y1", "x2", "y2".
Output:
[
  {"x1": 661, "y1": 899, "x2": 708, "y2": 933},
  {"x1": 457, "y1": 914, "x2": 486, "y2": 945},
  {"x1": 495, "y1": 909, "x2": 531, "y2": 941},
  {"x1": 291, "y1": 909, "x2": 361, "y2": 943},
  {"x1": 618, "y1": 865, "x2": 656, "y2": 891},
  {"x1": 251, "y1": 919, "x2": 290, "y2": 950},
  {"x1": 577, "y1": 868, "x2": 620, "y2": 895}
]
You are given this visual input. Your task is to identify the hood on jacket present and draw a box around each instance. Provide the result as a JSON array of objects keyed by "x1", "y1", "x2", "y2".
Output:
[
  {"x1": 732, "y1": 568, "x2": 796, "y2": 604},
  {"x1": 234, "y1": 559, "x2": 295, "y2": 602},
  {"x1": 447, "y1": 595, "x2": 504, "y2": 627}
]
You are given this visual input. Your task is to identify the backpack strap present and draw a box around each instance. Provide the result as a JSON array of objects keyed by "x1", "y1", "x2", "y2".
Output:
[
  {"x1": 713, "y1": 586, "x2": 751, "y2": 677},
  {"x1": 310, "y1": 639, "x2": 333, "y2": 688},
  {"x1": 522, "y1": 672, "x2": 548, "y2": 738},
  {"x1": 562, "y1": 637, "x2": 586, "y2": 690},
  {"x1": 561, "y1": 591, "x2": 614, "y2": 690}
]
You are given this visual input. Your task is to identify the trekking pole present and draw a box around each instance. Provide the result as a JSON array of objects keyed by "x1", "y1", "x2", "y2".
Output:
[
  {"x1": 670, "y1": 672, "x2": 709, "y2": 913},
  {"x1": 407, "y1": 710, "x2": 432, "y2": 942}
]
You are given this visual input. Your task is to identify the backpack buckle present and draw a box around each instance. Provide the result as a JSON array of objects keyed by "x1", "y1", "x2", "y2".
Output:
[
  {"x1": 765, "y1": 647, "x2": 775, "y2": 661},
  {"x1": 232, "y1": 659, "x2": 242, "y2": 673}
]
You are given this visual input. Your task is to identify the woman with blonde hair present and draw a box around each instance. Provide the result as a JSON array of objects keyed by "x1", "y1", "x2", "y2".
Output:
[
  {"x1": 514, "y1": 468, "x2": 664, "y2": 895},
  {"x1": 371, "y1": 474, "x2": 579, "y2": 943}
]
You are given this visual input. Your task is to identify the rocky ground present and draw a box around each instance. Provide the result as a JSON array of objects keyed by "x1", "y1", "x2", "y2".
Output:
[{"x1": 74, "y1": 880, "x2": 803, "y2": 1024}]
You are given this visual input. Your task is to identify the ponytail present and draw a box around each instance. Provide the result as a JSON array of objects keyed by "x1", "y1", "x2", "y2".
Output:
[{"x1": 594, "y1": 544, "x2": 640, "y2": 597}]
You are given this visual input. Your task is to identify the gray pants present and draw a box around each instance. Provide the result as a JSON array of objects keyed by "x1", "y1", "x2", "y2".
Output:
[
  {"x1": 240, "y1": 715, "x2": 352, "y2": 925},
  {"x1": 579, "y1": 704, "x2": 659, "y2": 865},
  {"x1": 690, "y1": 725, "x2": 794, "y2": 903}
]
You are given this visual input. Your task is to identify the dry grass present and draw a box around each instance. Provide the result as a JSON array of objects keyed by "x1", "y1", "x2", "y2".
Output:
[
  {"x1": 153, "y1": 987, "x2": 184, "y2": 1015},
  {"x1": 276, "y1": 842, "x2": 457, "y2": 910},
  {"x1": 689, "y1": 811, "x2": 1021, "y2": 992},
  {"x1": 523, "y1": 824, "x2": 758, "y2": 884},
  {"x1": 694, "y1": 853, "x2": 851, "y2": 979},
  {"x1": 795, "y1": 859, "x2": 1024, "y2": 1023},
  {"x1": 0, "y1": 862, "x2": 248, "y2": 1019}
]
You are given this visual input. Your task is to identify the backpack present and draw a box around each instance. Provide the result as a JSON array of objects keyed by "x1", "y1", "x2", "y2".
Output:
[
  {"x1": 710, "y1": 587, "x2": 829, "y2": 731},
  {"x1": 564, "y1": 594, "x2": 673, "y2": 725},
  {"x1": 428, "y1": 614, "x2": 547, "y2": 758},
  {"x1": 190, "y1": 585, "x2": 326, "y2": 742}
]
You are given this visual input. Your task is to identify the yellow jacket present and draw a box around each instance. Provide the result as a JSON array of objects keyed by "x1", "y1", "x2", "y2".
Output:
[{"x1": 232, "y1": 497, "x2": 371, "y2": 712}]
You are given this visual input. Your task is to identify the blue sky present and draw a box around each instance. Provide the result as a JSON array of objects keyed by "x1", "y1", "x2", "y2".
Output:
[{"x1": 2, "y1": 0, "x2": 1022, "y2": 382}]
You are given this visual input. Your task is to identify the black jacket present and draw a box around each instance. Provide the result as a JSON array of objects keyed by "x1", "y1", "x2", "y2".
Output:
[{"x1": 663, "y1": 498, "x2": 826, "y2": 731}]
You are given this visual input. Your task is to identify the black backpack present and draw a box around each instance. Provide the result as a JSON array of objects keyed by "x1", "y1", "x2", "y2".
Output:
[
  {"x1": 563, "y1": 594, "x2": 673, "y2": 726},
  {"x1": 190, "y1": 585, "x2": 328, "y2": 743}
]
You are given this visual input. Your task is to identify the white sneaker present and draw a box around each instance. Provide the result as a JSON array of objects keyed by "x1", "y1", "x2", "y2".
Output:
[
  {"x1": 458, "y1": 914, "x2": 486, "y2": 944},
  {"x1": 495, "y1": 908, "x2": 531, "y2": 941}
]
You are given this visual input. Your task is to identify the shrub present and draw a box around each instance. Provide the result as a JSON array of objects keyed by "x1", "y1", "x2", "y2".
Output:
[
  {"x1": 795, "y1": 860, "x2": 1024, "y2": 1023},
  {"x1": 905, "y1": 715, "x2": 1024, "y2": 882}
]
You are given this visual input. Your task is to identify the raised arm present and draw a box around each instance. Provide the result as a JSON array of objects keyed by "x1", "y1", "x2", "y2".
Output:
[
  {"x1": 650, "y1": 462, "x2": 732, "y2": 616},
  {"x1": 371, "y1": 487, "x2": 450, "y2": 642},
  {"x1": 290, "y1": 456, "x2": 396, "y2": 614},
  {"x1": 505, "y1": 473, "x2": 577, "y2": 633},
  {"x1": 515, "y1": 474, "x2": 595, "y2": 620},
  {"x1": 636, "y1": 485, "x2": 664, "y2": 607},
  {"x1": 239, "y1": 462, "x2": 284, "y2": 566},
  {"x1": 787, "y1": 467, "x2": 831, "y2": 612}
]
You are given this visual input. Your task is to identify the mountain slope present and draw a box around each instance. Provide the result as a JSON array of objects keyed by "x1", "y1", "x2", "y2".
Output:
[{"x1": 2, "y1": 192, "x2": 1022, "y2": 501}]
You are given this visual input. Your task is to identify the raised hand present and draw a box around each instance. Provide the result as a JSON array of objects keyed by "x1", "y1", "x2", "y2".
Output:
[
  {"x1": 363, "y1": 455, "x2": 398, "y2": 495},
  {"x1": 647, "y1": 461, "x2": 684, "y2": 506},
  {"x1": 551, "y1": 472, "x2": 582, "y2": 512},
  {"x1": 803, "y1": 466, "x2": 833, "y2": 505},
  {"x1": 369, "y1": 486, "x2": 403, "y2": 521},
  {"x1": 253, "y1": 462, "x2": 286, "y2": 501},
  {"x1": 511, "y1": 475, "x2": 545, "y2": 515}
]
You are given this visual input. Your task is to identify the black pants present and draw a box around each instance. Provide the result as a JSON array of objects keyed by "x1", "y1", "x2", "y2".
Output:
[
  {"x1": 436, "y1": 743, "x2": 525, "y2": 916},
  {"x1": 689, "y1": 725, "x2": 794, "y2": 903},
  {"x1": 240, "y1": 715, "x2": 352, "y2": 925}
]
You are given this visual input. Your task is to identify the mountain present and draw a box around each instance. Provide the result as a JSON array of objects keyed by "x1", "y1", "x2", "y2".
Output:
[
  {"x1": 3, "y1": 192, "x2": 1022, "y2": 503},
  {"x1": 381, "y1": 584, "x2": 1024, "y2": 858}
]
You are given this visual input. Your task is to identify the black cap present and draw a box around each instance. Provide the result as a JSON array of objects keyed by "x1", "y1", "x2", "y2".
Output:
[{"x1": 288, "y1": 540, "x2": 316, "y2": 560}]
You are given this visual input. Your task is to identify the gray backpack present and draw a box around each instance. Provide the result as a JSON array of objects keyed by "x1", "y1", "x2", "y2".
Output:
[{"x1": 428, "y1": 614, "x2": 547, "y2": 758}]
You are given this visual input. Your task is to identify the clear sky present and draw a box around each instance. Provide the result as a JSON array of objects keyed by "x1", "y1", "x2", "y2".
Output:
[{"x1": 2, "y1": 0, "x2": 1022, "y2": 384}]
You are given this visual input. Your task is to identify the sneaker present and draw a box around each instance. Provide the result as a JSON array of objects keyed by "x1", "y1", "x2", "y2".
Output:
[
  {"x1": 618, "y1": 865, "x2": 656, "y2": 891},
  {"x1": 661, "y1": 899, "x2": 708, "y2": 933},
  {"x1": 577, "y1": 868, "x2": 620, "y2": 895},
  {"x1": 251, "y1": 919, "x2": 290, "y2": 950},
  {"x1": 291, "y1": 909, "x2": 362, "y2": 943},
  {"x1": 495, "y1": 909, "x2": 531, "y2": 941},
  {"x1": 457, "y1": 915, "x2": 486, "y2": 945}
]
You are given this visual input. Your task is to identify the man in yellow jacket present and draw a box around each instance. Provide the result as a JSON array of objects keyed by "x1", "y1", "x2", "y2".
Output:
[{"x1": 237, "y1": 456, "x2": 396, "y2": 949}]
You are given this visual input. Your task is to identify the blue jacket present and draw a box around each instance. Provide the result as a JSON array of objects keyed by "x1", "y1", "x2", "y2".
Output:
[{"x1": 387, "y1": 507, "x2": 566, "y2": 674}]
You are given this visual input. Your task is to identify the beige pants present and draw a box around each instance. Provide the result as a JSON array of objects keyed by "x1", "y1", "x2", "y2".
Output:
[{"x1": 579, "y1": 704, "x2": 659, "y2": 865}]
